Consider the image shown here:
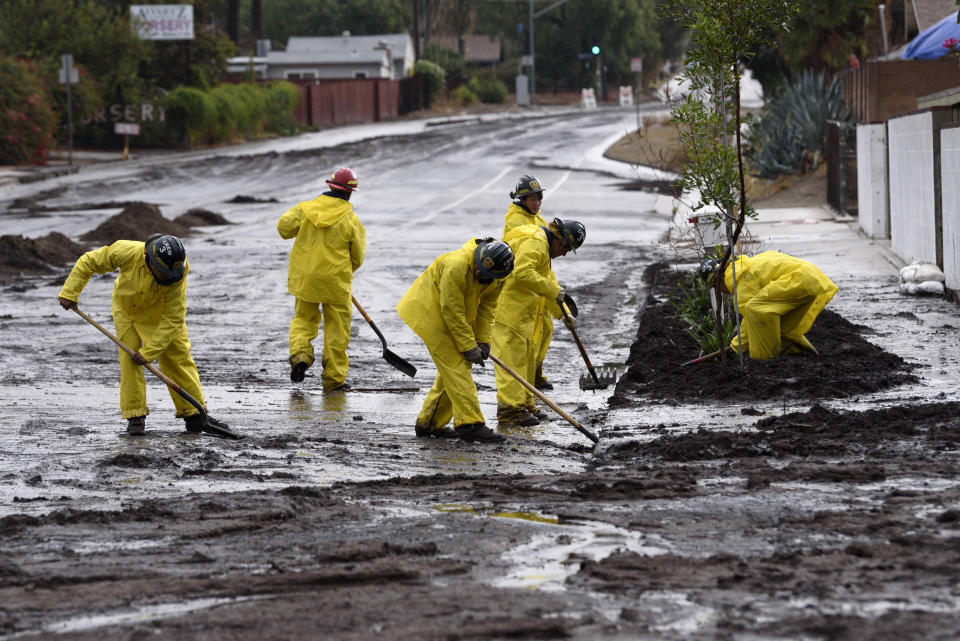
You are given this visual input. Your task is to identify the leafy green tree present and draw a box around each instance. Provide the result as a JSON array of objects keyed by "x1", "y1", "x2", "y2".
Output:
[
  {"x1": 659, "y1": 0, "x2": 800, "y2": 370},
  {"x1": 0, "y1": 56, "x2": 57, "y2": 164},
  {"x1": 247, "y1": 0, "x2": 411, "y2": 49}
]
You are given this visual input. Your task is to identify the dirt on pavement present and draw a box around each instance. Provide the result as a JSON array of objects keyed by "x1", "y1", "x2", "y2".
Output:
[{"x1": 1, "y1": 121, "x2": 959, "y2": 640}]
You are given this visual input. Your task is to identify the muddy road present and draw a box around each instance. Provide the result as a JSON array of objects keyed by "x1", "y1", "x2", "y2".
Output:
[{"x1": 2, "y1": 107, "x2": 960, "y2": 640}]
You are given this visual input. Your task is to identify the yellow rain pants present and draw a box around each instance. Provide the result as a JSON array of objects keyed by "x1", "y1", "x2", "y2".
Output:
[
  {"x1": 58, "y1": 241, "x2": 205, "y2": 419},
  {"x1": 492, "y1": 225, "x2": 562, "y2": 414},
  {"x1": 397, "y1": 239, "x2": 502, "y2": 429},
  {"x1": 278, "y1": 193, "x2": 365, "y2": 387},
  {"x1": 724, "y1": 251, "x2": 839, "y2": 360},
  {"x1": 503, "y1": 202, "x2": 554, "y2": 386}
]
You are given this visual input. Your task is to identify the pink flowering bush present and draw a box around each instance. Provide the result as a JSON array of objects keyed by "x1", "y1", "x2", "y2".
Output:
[
  {"x1": 943, "y1": 36, "x2": 960, "y2": 63},
  {"x1": 0, "y1": 57, "x2": 56, "y2": 165}
]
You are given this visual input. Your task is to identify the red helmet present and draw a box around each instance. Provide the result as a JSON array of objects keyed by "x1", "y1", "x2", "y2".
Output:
[{"x1": 326, "y1": 167, "x2": 359, "y2": 192}]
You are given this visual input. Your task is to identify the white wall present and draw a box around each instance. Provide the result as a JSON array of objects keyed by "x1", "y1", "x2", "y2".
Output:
[
  {"x1": 887, "y1": 112, "x2": 940, "y2": 263},
  {"x1": 856, "y1": 123, "x2": 889, "y2": 239},
  {"x1": 941, "y1": 123, "x2": 960, "y2": 293}
]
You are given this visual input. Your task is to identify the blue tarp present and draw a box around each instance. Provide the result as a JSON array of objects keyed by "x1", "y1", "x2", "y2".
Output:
[{"x1": 902, "y1": 11, "x2": 960, "y2": 60}]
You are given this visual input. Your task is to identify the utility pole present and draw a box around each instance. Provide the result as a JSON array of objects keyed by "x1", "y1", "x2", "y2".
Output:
[{"x1": 527, "y1": 0, "x2": 573, "y2": 108}]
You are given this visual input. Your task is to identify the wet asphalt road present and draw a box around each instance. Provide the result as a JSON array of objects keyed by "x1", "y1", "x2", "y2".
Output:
[{"x1": 0, "y1": 106, "x2": 672, "y2": 517}]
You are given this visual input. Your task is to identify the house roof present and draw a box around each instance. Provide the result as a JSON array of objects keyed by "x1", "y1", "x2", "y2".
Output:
[
  {"x1": 286, "y1": 33, "x2": 412, "y2": 61},
  {"x1": 424, "y1": 35, "x2": 502, "y2": 63},
  {"x1": 268, "y1": 49, "x2": 385, "y2": 65}
]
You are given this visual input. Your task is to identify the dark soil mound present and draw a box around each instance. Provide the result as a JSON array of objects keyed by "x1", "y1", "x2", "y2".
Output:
[
  {"x1": 79, "y1": 202, "x2": 191, "y2": 244},
  {"x1": 0, "y1": 233, "x2": 88, "y2": 276},
  {"x1": 227, "y1": 195, "x2": 278, "y2": 203},
  {"x1": 174, "y1": 208, "x2": 232, "y2": 227},
  {"x1": 610, "y1": 262, "x2": 918, "y2": 405},
  {"x1": 603, "y1": 402, "x2": 960, "y2": 462}
]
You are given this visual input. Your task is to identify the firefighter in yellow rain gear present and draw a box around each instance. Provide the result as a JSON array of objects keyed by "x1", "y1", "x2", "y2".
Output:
[
  {"x1": 397, "y1": 239, "x2": 514, "y2": 443},
  {"x1": 502, "y1": 174, "x2": 564, "y2": 391},
  {"x1": 699, "y1": 251, "x2": 838, "y2": 360},
  {"x1": 278, "y1": 167, "x2": 365, "y2": 390},
  {"x1": 57, "y1": 235, "x2": 212, "y2": 436},
  {"x1": 492, "y1": 218, "x2": 585, "y2": 427}
]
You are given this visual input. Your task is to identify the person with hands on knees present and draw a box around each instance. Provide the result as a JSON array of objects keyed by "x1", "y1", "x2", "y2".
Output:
[
  {"x1": 397, "y1": 238, "x2": 514, "y2": 443},
  {"x1": 699, "y1": 251, "x2": 838, "y2": 360},
  {"x1": 57, "y1": 234, "x2": 216, "y2": 436},
  {"x1": 278, "y1": 167, "x2": 365, "y2": 391},
  {"x1": 492, "y1": 217, "x2": 585, "y2": 428},
  {"x1": 502, "y1": 174, "x2": 561, "y2": 391}
]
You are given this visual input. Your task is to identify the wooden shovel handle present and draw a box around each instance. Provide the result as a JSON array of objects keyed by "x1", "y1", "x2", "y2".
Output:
[
  {"x1": 488, "y1": 353, "x2": 599, "y2": 444},
  {"x1": 560, "y1": 306, "x2": 601, "y2": 387}
]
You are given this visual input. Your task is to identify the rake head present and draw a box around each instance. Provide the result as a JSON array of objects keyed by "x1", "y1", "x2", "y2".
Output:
[{"x1": 579, "y1": 366, "x2": 618, "y2": 391}]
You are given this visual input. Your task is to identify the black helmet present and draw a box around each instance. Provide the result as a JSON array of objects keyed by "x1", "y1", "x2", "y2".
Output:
[
  {"x1": 698, "y1": 258, "x2": 720, "y2": 287},
  {"x1": 145, "y1": 234, "x2": 186, "y2": 285},
  {"x1": 474, "y1": 239, "x2": 514, "y2": 280},
  {"x1": 509, "y1": 174, "x2": 545, "y2": 200},
  {"x1": 551, "y1": 217, "x2": 585, "y2": 253}
]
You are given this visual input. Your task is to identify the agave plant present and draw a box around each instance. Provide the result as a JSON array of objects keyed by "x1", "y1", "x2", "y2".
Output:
[{"x1": 746, "y1": 69, "x2": 853, "y2": 177}]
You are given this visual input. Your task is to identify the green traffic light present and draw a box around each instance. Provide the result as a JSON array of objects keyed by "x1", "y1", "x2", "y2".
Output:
[{"x1": 591, "y1": 45, "x2": 600, "y2": 55}]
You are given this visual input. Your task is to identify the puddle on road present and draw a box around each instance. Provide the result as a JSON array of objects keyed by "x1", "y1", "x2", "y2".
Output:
[
  {"x1": 1, "y1": 595, "x2": 275, "y2": 640},
  {"x1": 482, "y1": 509, "x2": 666, "y2": 592}
]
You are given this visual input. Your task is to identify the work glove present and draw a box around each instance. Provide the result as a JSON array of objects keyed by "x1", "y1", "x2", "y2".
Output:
[
  {"x1": 58, "y1": 296, "x2": 78, "y2": 310},
  {"x1": 478, "y1": 342, "x2": 491, "y2": 359},
  {"x1": 563, "y1": 315, "x2": 577, "y2": 331},
  {"x1": 562, "y1": 292, "x2": 578, "y2": 318},
  {"x1": 555, "y1": 287, "x2": 565, "y2": 307},
  {"x1": 462, "y1": 346, "x2": 484, "y2": 364}
]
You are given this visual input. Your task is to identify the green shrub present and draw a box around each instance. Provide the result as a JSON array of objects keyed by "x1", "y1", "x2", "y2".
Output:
[
  {"x1": 746, "y1": 69, "x2": 853, "y2": 177},
  {"x1": 264, "y1": 81, "x2": 301, "y2": 136},
  {"x1": 467, "y1": 74, "x2": 508, "y2": 104},
  {"x1": 413, "y1": 60, "x2": 446, "y2": 106},
  {"x1": 455, "y1": 85, "x2": 479, "y2": 106},
  {"x1": 422, "y1": 43, "x2": 467, "y2": 87},
  {"x1": 163, "y1": 86, "x2": 218, "y2": 146},
  {"x1": 0, "y1": 56, "x2": 56, "y2": 165},
  {"x1": 668, "y1": 268, "x2": 736, "y2": 354}
]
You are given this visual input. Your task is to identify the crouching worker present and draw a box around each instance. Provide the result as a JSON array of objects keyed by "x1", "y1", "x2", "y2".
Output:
[
  {"x1": 397, "y1": 239, "x2": 514, "y2": 443},
  {"x1": 58, "y1": 235, "x2": 220, "y2": 436},
  {"x1": 699, "y1": 251, "x2": 838, "y2": 360},
  {"x1": 278, "y1": 168, "x2": 365, "y2": 390},
  {"x1": 492, "y1": 218, "x2": 585, "y2": 427}
]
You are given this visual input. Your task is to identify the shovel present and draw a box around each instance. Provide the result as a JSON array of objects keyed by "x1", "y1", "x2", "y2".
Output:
[
  {"x1": 488, "y1": 353, "x2": 599, "y2": 444},
  {"x1": 352, "y1": 296, "x2": 417, "y2": 378},
  {"x1": 72, "y1": 307, "x2": 242, "y2": 439},
  {"x1": 559, "y1": 306, "x2": 616, "y2": 391}
]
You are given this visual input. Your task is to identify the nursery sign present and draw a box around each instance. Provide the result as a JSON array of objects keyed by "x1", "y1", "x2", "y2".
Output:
[{"x1": 131, "y1": 4, "x2": 194, "y2": 40}]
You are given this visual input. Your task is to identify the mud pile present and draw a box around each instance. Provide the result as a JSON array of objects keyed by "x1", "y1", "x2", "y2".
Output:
[
  {"x1": 610, "y1": 262, "x2": 918, "y2": 405},
  {"x1": 173, "y1": 208, "x2": 232, "y2": 227},
  {"x1": 79, "y1": 202, "x2": 192, "y2": 244},
  {"x1": 0, "y1": 233, "x2": 88, "y2": 277}
]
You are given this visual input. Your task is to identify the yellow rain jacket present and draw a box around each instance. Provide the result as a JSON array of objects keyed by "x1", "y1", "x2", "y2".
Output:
[
  {"x1": 277, "y1": 194, "x2": 365, "y2": 304},
  {"x1": 503, "y1": 204, "x2": 558, "y2": 383},
  {"x1": 724, "y1": 251, "x2": 839, "y2": 360},
  {"x1": 58, "y1": 240, "x2": 204, "y2": 419},
  {"x1": 397, "y1": 239, "x2": 504, "y2": 429},
  {"x1": 492, "y1": 225, "x2": 562, "y2": 412}
]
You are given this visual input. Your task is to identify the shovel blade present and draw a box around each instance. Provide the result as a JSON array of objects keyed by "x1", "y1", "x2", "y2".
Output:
[
  {"x1": 384, "y1": 349, "x2": 417, "y2": 378},
  {"x1": 579, "y1": 366, "x2": 617, "y2": 391},
  {"x1": 202, "y1": 416, "x2": 243, "y2": 440}
]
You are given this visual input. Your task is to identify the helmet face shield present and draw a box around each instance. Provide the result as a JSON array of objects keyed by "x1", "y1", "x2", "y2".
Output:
[{"x1": 474, "y1": 239, "x2": 514, "y2": 281}]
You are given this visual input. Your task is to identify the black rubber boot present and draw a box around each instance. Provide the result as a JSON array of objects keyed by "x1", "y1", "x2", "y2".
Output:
[
  {"x1": 127, "y1": 416, "x2": 145, "y2": 435},
  {"x1": 414, "y1": 423, "x2": 459, "y2": 438},
  {"x1": 498, "y1": 408, "x2": 540, "y2": 427},
  {"x1": 184, "y1": 414, "x2": 205, "y2": 433},
  {"x1": 454, "y1": 423, "x2": 505, "y2": 443},
  {"x1": 290, "y1": 362, "x2": 309, "y2": 383}
]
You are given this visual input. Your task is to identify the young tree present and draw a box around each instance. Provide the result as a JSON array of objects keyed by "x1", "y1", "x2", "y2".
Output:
[{"x1": 659, "y1": 0, "x2": 799, "y2": 371}]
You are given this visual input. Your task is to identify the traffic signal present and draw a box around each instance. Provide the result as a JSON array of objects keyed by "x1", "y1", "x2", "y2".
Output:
[{"x1": 591, "y1": 45, "x2": 600, "y2": 55}]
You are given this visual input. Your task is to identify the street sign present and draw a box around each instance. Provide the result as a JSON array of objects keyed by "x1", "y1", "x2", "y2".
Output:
[
  {"x1": 59, "y1": 54, "x2": 78, "y2": 84},
  {"x1": 580, "y1": 88, "x2": 597, "y2": 109},
  {"x1": 114, "y1": 123, "x2": 141, "y2": 136},
  {"x1": 630, "y1": 57, "x2": 644, "y2": 73}
]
